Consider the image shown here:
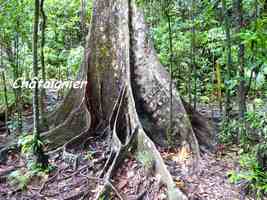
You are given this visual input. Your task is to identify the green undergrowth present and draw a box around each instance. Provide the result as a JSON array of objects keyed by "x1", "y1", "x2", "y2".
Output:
[
  {"x1": 228, "y1": 152, "x2": 267, "y2": 199},
  {"x1": 220, "y1": 108, "x2": 267, "y2": 199},
  {"x1": 9, "y1": 133, "x2": 55, "y2": 190},
  {"x1": 136, "y1": 151, "x2": 154, "y2": 170}
]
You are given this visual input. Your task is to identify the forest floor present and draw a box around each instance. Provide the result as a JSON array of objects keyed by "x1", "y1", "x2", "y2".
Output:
[
  {"x1": 0, "y1": 92, "x2": 252, "y2": 200},
  {"x1": 159, "y1": 146, "x2": 243, "y2": 200},
  {"x1": 0, "y1": 138, "x2": 246, "y2": 200}
]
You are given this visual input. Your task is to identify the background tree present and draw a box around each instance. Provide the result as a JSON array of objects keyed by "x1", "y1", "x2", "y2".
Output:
[
  {"x1": 40, "y1": 0, "x2": 47, "y2": 127},
  {"x1": 32, "y1": 0, "x2": 48, "y2": 168},
  {"x1": 237, "y1": 0, "x2": 247, "y2": 118}
]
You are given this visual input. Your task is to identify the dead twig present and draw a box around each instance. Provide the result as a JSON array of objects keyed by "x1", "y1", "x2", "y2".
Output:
[
  {"x1": 57, "y1": 164, "x2": 91, "y2": 182},
  {"x1": 107, "y1": 181, "x2": 125, "y2": 200},
  {"x1": 47, "y1": 147, "x2": 63, "y2": 156},
  {"x1": 79, "y1": 173, "x2": 104, "y2": 182},
  {"x1": 39, "y1": 169, "x2": 60, "y2": 193}
]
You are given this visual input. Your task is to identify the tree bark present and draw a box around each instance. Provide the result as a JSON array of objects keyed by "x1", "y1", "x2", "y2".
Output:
[
  {"x1": 42, "y1": 0, "x2": 216, "y2": 162},
  {"x1": 222, "y1": 0, "x2": 233, "y2": 119},
  {"x1": 33, "y1": 0, "x2": 40, "y2": 134},
  {"x1": 80, "y1": 0, "x2": 87, "y2": 45},
  {"x1": 1, "y1": 72, "x2": 8, "y2": 130},
  {"x1": 165, "y1": 8, "x2": 174, "y2": 141},
  {"x1": 32, "y1": 0, "x2": 48, "y2": 168},
  {"x1": 40, "y1": 0, "x2": 48, "y2": 129},
  {"x1": 191, "y1": 0, "x2": 197, "y2": 110},
  {"x1": 237, "y1": 0, "x2": 246, "y2": 118},
  {"x1": 13, "y1": 32, "x2": 23, "y2": 134},
  {"x1": 1, "y1": 46, "x2": 8, "y2": 134}
]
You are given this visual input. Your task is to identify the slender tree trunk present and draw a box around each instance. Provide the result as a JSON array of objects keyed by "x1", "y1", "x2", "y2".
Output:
[
  {"x1": 40, "y1": 0, "x2": 47, "y2": 128},
  {"x1": 215, "y1": 61, "x2": 223, "y2": 113},
  {"x1": 1, "y1": 72, "x2": 8, "y2": 132},
  {"x1": 165, "y1": 9, "x2": 174, "y2": 142},
  {"x1": 237, "y1": 0, "x2": 246, "y2": 118},
  {"x1": 252, "y1": 0, "x2": 258, "y2": 110},
  {"x1": 32, "y1": 0, "x2": 48, "y2": 168},
  {"x1": 1, "y1": 47, "x2": 8, "y2": 133},
  {"x1": 14, "y1": 33, "x2": 23, "y2": 134},
  {"x1": 222, "y1": 0, "x2": 233, "y2": 119},
  {"x1": 80, "y1": 0, "x2": 86, "y2": 45},
  {"x1": 191, "y1": 0, "x2": 197, "y2": 110},
  {"x1": 188, "y1": 62, "x2": 192, "y2": 105},
  {"x1": 1, "y1": 71, "x2": 8, "y2": 111},
  {"x1": 33, "y1": 0, "x2": 40, "y2": 134},
  {"x1": 57, "y1": 65, "x2": 62, "y2": 100},
  {"x1": 188, "y1": 31, "x2": 192, "y2": 104}
]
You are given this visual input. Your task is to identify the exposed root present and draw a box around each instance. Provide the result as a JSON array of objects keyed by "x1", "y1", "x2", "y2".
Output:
[
  {"x1": 0, "y1": 140, "x2": 17, "y2": 164},
  {"x1": 39, "y1": 169, "x2": 60, "y2": 194},
  {"x1": 136, "y1": 130, "x2": 188, "y2": 200},
  {"x1": 46, "y1": 54, "x2": 88, "y2": 128},
  {"x1": 41, "y1": 99, "x2": 91, "y2": 150},
  {"x1": 92, "y1": 83, "x2": 188, "y2": 200},
  {"x1": 95, "y1": 181, "x2": 125, "y2": 200},
  {"x1": 0, "y1": 94, "x2": 89, "y2": 165}
]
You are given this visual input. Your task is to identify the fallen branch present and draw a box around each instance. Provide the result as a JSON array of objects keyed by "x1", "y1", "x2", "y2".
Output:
[
  {"x1": 39, "y1": 169, "x2": 60, "y2": 193},
  {"x1": 107, "y1": 181, "x2": 125, "y2": 200}
]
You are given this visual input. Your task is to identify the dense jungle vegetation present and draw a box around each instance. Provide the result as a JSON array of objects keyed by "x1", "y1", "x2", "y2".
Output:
[{"x1": 0, "y1": 0, "x2": 267, "y2": 199}]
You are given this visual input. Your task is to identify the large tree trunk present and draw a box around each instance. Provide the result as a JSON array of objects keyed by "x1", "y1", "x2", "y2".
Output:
[
  {"x1": 39, "y1": 0, "x2": 214, "y2": 199},
  {"x1": 0, "y1": 0, "x2": 215, "y2": 198},
  {"x1": 45, "y1": 0, "x2": 214, "y2": 149}
]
